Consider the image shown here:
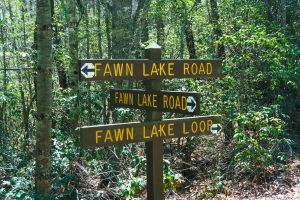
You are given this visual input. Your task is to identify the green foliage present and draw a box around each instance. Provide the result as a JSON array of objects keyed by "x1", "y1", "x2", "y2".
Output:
[
  {"x1": 120, "y1": 177, "x2": 146, "y2": 197},
  {"x1": 232, "y1": 106, "x2": 292, "y2": 173},
  {"x1": 51, "y1": 130, "x2": 80, "y2": 198},
  {"x1": 163, "y1": 159, "x2": 176, "y2": 190},
  {"x1": 222, "y1": 25, "x2": 300, "y2": 110},
  {"x1": 119, "y1": 157, "x2": 179, "y2": 198},
  {"x1": 119, "y1": 154, "x2": 146, "y2": 198},
  {"x1": 1, "y1": 0, "x2": 300, "y2": 198},
  {"x1": 0, "y1": 162, "x2": 35, "y2": 200}
]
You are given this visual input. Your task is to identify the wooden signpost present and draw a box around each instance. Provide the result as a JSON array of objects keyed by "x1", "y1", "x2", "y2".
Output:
[
  {"x1": 144, "y1": 42, "x2": 164, "y2": 200},
  {"x1": 79, "y1": 42, "x2": 222, "y2": 200},
  {"x1": 110, "y1": 89, "x2": 200, "y2": 115}
]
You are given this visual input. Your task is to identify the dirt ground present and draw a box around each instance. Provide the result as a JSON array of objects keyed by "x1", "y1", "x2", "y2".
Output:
[{"x1": 166, "y1": 158, "x2": 300, "y2": 200}]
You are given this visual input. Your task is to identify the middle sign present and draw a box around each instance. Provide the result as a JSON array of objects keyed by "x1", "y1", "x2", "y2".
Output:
[{"x1": 110, "y1": 89, "x2": 200, "y2": 115}]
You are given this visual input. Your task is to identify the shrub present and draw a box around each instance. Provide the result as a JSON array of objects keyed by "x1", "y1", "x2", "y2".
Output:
[{"x1": 232, "y1": 105, "x2": 292, "y2": 175}]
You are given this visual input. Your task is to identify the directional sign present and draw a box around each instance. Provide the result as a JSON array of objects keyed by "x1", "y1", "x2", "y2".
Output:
[
  {"x1": 79, "y1": 59, "x2": 222, "y2": 81},
  {"x1": 210, "y1": 124, "x2": 222, "y2": 134},
  {"x1": 187, "y1": 96, "x2": 197, "y2": 113},
  {"x1": 110, "y1": 89, "x2": 200, "y2": 115},
  {"x1": 81, "y1": 63, "x2": 95, "y2": 78},
  {"x1": 80, "y1": 115, "x2": 221, "y2": 148}
]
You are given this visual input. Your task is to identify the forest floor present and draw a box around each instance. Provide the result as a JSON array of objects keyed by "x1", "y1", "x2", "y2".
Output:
[
  {"x1": 78, "y1": 136, "x2": 300, "y2": 199},
  {"x1": 162, "y1": 133, "x2": 300, "y2": 200},
  {"x1": 166, "y1": 156, "x2": 300, "y2": 200}
]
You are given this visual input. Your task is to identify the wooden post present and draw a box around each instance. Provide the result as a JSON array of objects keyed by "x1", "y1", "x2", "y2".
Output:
[{"x1": 144, "y1": 42, "x2": 164, "y2": 200}]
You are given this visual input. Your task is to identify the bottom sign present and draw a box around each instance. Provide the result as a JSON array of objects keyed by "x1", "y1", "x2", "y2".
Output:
[{"x1": 80, "y1": 115, "x2": 221, "y2": 148}]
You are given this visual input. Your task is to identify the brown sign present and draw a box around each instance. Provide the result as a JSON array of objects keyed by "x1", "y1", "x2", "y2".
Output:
[
  {"x1": 79, "y1": 59, "x2": 222, "y2": 81},
  {"x1": 80, "y1": 115, "x2": 222, "y2": 148},
  {"x1": 110, "y1": 89, "x2": 200, "y2": 115}
]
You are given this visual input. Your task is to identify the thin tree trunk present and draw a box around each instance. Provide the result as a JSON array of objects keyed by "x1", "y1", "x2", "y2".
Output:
[
  {"x1": 68, "y1": 0, "x2": 80, "y2": 136},
  {"x1": 97, "y1": 0, "x2": 103, "y2": 57},
  {"x1": 180, "y1": 24, "x2": 184, "y2": 59},
  {"x1": 17, "y1": 74, "x2": 30, "y2": 142},
  {"x1": 181, "y1": 2, "x2": 197, "y2": 174},
  {"x1": 111, "y1": 0, "x2": 135, "y2": 103},
  {"x1": 105, "y1": 5, "x2": 112, "y2": 58},
  {"x1": 85, "y1": 1, "x2": 93, "y2": 124},
  {"x1": 23, "y1": 5, "x2": 34, "y2": 131},
  {"x1": 280, "y1": 0, "x2": 286, "y2": 30},
  {"x1": 54, "y1": 26, "x2": 68, "y2": 89},
  {"x1": 111, "y1": 0, "x2": 134, "y2": 58},
  {"x1": 33, "y1": 21, "x2": 38, "y2": 97},
  {"x1": 35, "y1": 0, "x2": 53, "y2": 196},
  {"x1": 141, "y1": 2, "x2": 149, "y2": 44},
  {"x1": 182, "y1": 2, "x2": 196, "y2": 59},
  {"x1": 96, "y1": 0, "x2": 107, "y2": 124},
  {"x1": 156, "y1": 2, "x2": 164, "y2": 50},
  {"x1": 102, "y1": 4, "x2": 112, "y2": 123},
  {"x1": 11, "y1": 1, "x2": 30, "y2": 148},
  {"x1": 0, "y1": 9, "x2": 8, "y2": 168},
  {"x1": 108, "y1": 0, "x2": 135, "y2": 182},
  {"x1": 210, "y1": 0, "x2": 225, "y2": 59},
  {"x1": 265, "y1": 0, "x2": 273, "y2": 22},
  {"x1": 85, "y1": 2, "x2": 90, "y2": 58},
  {"x1": 53, "y1": 0, "x2": 68, "y2": 89},
  {"x1": 233, "y1": 0, "x2": 237, "y2": 31},
  {"x1": 185, "y1": 22, "x2": 196, "y2": 59},
  {"x1": 69, "y1": 0, "x2": 79, "y2": 89}
]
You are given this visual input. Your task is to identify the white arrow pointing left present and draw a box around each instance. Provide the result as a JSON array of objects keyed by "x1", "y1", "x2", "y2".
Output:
[{"x1": 81, "y1": 63, "x2": 95, "y2": 79}]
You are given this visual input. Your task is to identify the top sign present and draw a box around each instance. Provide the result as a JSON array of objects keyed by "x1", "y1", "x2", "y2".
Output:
[{"x1": 79, "y1": 59, "x2": 222, "y2": 81}]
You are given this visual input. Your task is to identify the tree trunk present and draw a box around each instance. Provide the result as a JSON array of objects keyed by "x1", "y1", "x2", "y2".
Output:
[
  {"x1": 84, "y1": 1, "x2": 93, "y2": 124},
  {"x1": 105, "y1": 0, "x2": 136, "y2": 184},
  {"x1": 111, "y1": 0, "x2": 135, "y2": 59},
  {"x1": 141, "y1": 3, "x2": 149, "y2": 44},
  {"x1": 132, "y1": 0, "x2": 144, "y2": 59},
  {"x1": 280, "y1": 0, "x2": 286, "y2": 30},
  {"x1": 111, "y1": 0, "x2": 136, "y2": 108},
  {"x1": 156, "y1": 1, "x2": 165, "y2": 50},
  {"x1": 97, "y1": 0, "x2": 103, "y2": 58},
  {"x1": 185, "y1": 22, "x2": 196, "y2": 59},
  {"x1": 53, "y1": 0, "x2": 68, "y2": 89},
  {"x1": 54, "y1": 26, "x2": 68, "y2": 89},
  {"x1": 0, "y1": 9, "x2": 8, "y2": 169},
  {"x1": 35, "y1": 0, "x2": 53, "y2": 196},
  {"x1": 97, "y1": 0, "x2": 107, "y2": 124},
  {"x1": 69, "y1": 0, "x2": 79, "y2": 89},
  {"x1": 210, "y1": 0, "x2": 225, "y2": 59},
  {"x1": 105, "y1": 5, "x2": 112, "y2": 58},
  {"x1": 8, "y1": 1, "x2": 30, "y2": 140},
  {"x1": 265, "y1": 0, "x2": 273, "y2": 22},
  {"x1": 85, "y1": 1, "x2": 90, "y2": 58},
  {"x1": 68, "y1": 0, "x2": 80, "y2": 136},
  {"x1": 180, "y1": 23, "x2": 185, "y2": 59},
  {"x1": 21, "y1": 1, "x2": 36, "y2": 145},
  {"x1": 182, "y1": 2, "x2": 196, "y2": 59}
]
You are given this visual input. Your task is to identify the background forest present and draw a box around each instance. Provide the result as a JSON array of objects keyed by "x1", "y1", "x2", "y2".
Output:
[{"x1": 0, "y1": 0, "x2": 300, "y2": 199}]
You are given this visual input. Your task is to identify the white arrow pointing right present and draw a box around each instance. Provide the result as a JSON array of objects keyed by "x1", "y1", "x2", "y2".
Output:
[
  {"x1": 187, "y1": 96, "x2": 196, "y2": 113},
  {"x1": 210, "y1": 124, "x2": 222, "y2": 134}
]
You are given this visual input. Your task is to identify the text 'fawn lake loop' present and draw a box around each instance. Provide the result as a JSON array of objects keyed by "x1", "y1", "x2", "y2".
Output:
[{"x1": 80, "y1": 115, "x2": 222, "y2": 147}]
